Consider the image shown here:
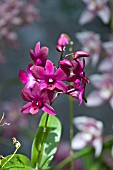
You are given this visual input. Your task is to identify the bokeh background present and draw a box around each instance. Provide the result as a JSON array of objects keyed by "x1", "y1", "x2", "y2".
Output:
[{"x1": 0, "y1": 0, "x2": 113, "y2": 158}]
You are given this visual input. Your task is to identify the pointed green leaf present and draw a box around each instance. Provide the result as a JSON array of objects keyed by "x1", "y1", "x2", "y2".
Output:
[
  {"x1": 0, "y1": 154, "x2": 34, "y2": 170},
  {"x1": 31, "y1": 113, "x2": 62, "y2": 169}
]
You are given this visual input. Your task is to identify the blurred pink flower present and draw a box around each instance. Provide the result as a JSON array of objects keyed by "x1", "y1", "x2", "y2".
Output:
[
  {"x1": 72, "y1": 116, "x2": 103, "y2": 157},
  {"x1": 0, "y1": 0, "x2": 39, "y2": 63},
  {"x1": 79, "y1": 0, "x2": 110, "y2": 25},
  {"x1": 86, "y1": 73, "x2": 113, "y2": 109},
  {"x1": 98, "y1": 41, "x2": 113, "y2": 72},
  {"x1": 76, "y1": 31, "x2": 101, "y2": 66},
  {"x1": 0, "y1": 99, "x2": 28, "y2": 137}
]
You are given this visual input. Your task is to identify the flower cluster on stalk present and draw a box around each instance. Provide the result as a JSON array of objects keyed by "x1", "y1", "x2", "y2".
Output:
[
  {"x1": 19, "y1": 34, "x2": 89, "y2": 115},
  {"x1": 0, "y1": 0, "x2": 39, "y2": 63}
]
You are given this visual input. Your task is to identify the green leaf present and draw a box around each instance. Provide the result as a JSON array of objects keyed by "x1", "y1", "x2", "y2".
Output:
[
  {"x1": 31, "y1": 113, "x2": 62, "y2": 169},
  {"x1": 0, "y1": 154, "x2": 34, "y2": 170}
]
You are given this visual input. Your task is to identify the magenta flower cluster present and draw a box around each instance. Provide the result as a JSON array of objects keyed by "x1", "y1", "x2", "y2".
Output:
[{"x1": 19, "y1": 34, "x2": 89, "y2": 115}]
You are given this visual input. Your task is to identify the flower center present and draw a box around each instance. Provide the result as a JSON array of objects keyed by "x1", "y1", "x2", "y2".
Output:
[
  {"x1": 48, "y1": 78, "x2": 53, "y2": 83},
  {"x1": 36, "y1": 102, "x2": 39, "y2": 106}
]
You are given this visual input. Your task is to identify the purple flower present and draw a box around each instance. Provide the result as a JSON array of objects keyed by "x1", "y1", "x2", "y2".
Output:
[
  {"x1": 30, "y1": 42, "x2": 48, "y2": 66},
  {"x1": 21, "y1": 83, "x2": 55, "y2": 115},
  {"x1": 31, "y1": 60, "x2": 68, "y2": 92},
  {"x1": 79, "y1": 0, "x2": 110, "y2": 25},
  {"x1": 76, "y1": 31, "x2": 101, "y2": 66},
  {"x1": 86, "y1": 73, "x2": 113, "y2": 109},
  {"x1": 19, "y1": 63, "x2": 36, "y2": 88},
  {"x1": 56, "y1": 34, "x2": 70, "y2": 52},
  {"x1": 72, "y1": 116, "x2": 103, "y2": 157},
  {"x1": 67, "y1": 80, "x2": 87, "y2": 105}
]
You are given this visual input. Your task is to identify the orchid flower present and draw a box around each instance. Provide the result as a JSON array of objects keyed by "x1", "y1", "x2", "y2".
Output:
[
  {"x1": 86, "y1": 73, "x2": 113, "y2": 109},
  {"x1": 19, "y1": 63, "x2": 36, "y2": 88},
  {"x1": 79, "y1": 0, "x2": 110, "y2": 25},
  {"x1": 76, "y1": 31, "x2": 101, "y2": 66},
  {"x1": 21, "y1": 83, "x2": 55, "y2": 115},
  {"x1": 72, "y1": 116, "x2": 103, "y2": 157},
  {"x1": 31, "y1": 59, "x2": 68, "y2": 92},
  {"x1": 30, "y1": 42, "x2": 48, "y2": 66},
  {"x1": 56, "y1": 34, "x2": 70, "y2": 52},
  {"x1": 98, "y1": 41, "x2": 113, "y2": 72}
]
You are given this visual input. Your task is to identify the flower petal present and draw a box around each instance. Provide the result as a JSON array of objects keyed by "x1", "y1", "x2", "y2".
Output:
[
  {"x1": 55, "y1": 68, "x2": 67, "y2": 80},
  {"x1": 21, "y1": 87, "x2": 34, "y2": 101},
  {"x1": 74, "y1": 51, "x2": 89, "y2": 59},
  {"x1": 98, "y1": 57, "x2": 113, "y2": 72},
  {"x1": 86, "y1": 91, "x2": 104, "y2": 107},
  {"x1": 45, "y1": 60, "x2": 54, "y2": 75},
  {"x1": 31, "y1": 65, "x2": 45, "y2": 79},
  {"x1": 109, "y1": 97, "x2": 113, "y2": 109},
  {"x1": 72, "y1": 133, "x2": 87, "y2": 150},
  {"x1": 90, "y1": 74, "x2": 103, "y2": 88},
  {"x1": 73, "y1": 116, "x2": 103, "y2": 134},
  {"x1": 19, "y1": 70, "x2": 28, "y2": 83},
  {"x1": 55, "y1": 81, "x2": 68, "y2": 92},
  {"x1": 21, "y1": 102, "x2": 32, "y2": 114},
  {"x1": 35, "y1": 42, "x2": 40, "y2": 55},
  {"x1": 92, "y1": 138, "x2": 102, "y2": 157},
  {"x1": 42, "y1": 103, "x2": 56, "y2": 115},
  {"x1": 97, "y1": 6, "x2": 110, "y2": 24},
  {"x1": 32, "y1": 82, "x2": 40, "y2": 96},
  {"x1": 39, "y1": 47, "x2": 48, "y2": 60},
  {"x1": 79, "y1": 9, "x2": 95, "y2": 25},
  {"x1": 30, "y1": 49, "x2": 36, "y2": 61},
  {"x1": 30, "y1": 106, "x2": 39, "y2": 114}
]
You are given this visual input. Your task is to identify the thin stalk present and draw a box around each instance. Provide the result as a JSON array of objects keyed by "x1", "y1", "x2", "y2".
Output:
[
  {"x1": 52, "y1": 138, "x2": 113, "y2": 170},
  {"x1": 69, "y1": 95, "x2": 74, "y2": 170},
  {"x1": 56, "y1": 147, "x2": 93, "y2": 170},
  {"x1": 37, "y1": 114, "x2": 49, "y2": 168},
  {"x1": 69, "y1": 40, "x2": 74, "y2": 170},
  {"x1": 110, "y1": 0, "x2": 113, "y2": 32}
]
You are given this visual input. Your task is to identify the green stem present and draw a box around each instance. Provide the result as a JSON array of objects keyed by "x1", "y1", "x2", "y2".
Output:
[
  {"x1": 46, "y1": 137, "x2": 113, "y2": 170},
  {"x1": 55, "y1": 147, "x2": 93, "y2": 170},
  {"x1": 69, "y1": 40, "x2": 74, "y2": 170},
  {"x1": 69, "y1": 95, "x2": 74, "y2": 170},
  {"x1": 110, "y1": 0, "x2": 113, "y2": 32},
  {"x1": 37, "y1": 114, "x2": 49, "y2": 167}
]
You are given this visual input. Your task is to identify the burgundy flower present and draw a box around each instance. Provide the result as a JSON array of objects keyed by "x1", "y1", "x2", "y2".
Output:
[
  {"x1": 21, "y1": 83, "x2": 55, "y2": 115},
  {"x1": 30, "y1": 42, "x2": 48, "y2": 66},
  {"x1": 59, "y1": 59, "x2": 72, "y2": 77},
  {"x1": 31, "y1": 60, "x2": 68, "y2": 92},
  {"x1": 19, "y1": 63, "x2": 36, "y2": 88},
  {"x1": 67, "y1": 80, "x2": 87, "y2": 105}
]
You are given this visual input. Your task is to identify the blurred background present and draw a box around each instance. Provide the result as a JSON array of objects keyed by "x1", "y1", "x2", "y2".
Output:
[{"x1": 0, "y1": 0, "x2": 113, "y2": 159}]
